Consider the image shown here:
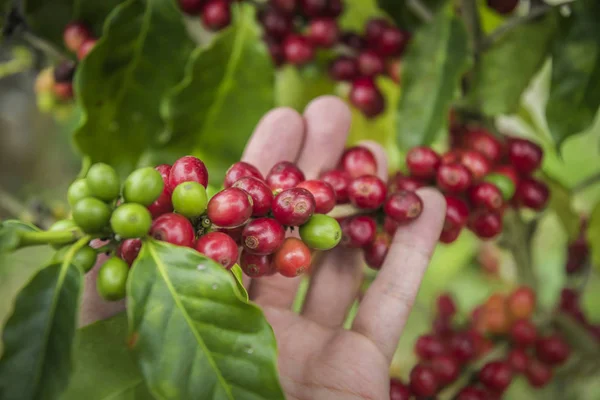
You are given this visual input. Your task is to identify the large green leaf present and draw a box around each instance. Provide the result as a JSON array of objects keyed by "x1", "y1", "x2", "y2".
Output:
[
  {"x1": 470, "y1": 11, "x2": 557, "y2": 116},
  {"x1": 396, "y1": 4, "x2": 470, "y2": 150},
  {"x1": 546, "y1": 0, "x2": 600, "y2": 148},
  {"x1": 341, "y1": 0, "x2": 388, "y2": 31},
  {"x1": 63, "y1": 313, "x2": 152, "y2": 400},
  {"x1": 377, "y1": 0, "x2": 446, "y2": 30},
  {"x1": 74, "y1": 0, "x2": 195, "y2": 175},
  {"x1": 127, "y1": 240, "x2": 284, "y2": 399},
  {"x1": 588, "y1": 201, "x2": 600, "y2": 272},
  {"x1": 0, "y1": 238, "x2": 85, "y2": 400},
  {"x1": 544, "y1": 174, "x2": 580, "y2": 242},
  {"x1": 162, "y1": 5, "x2": 275, "y2": 184}
]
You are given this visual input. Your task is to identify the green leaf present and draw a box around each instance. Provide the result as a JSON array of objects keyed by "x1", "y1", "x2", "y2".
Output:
[
  {"x1": 0, "y1": 240, "x2": 84, "y2": 400},
  {"x1": 396, "y1": 5, "x2": 470, "y2": 150},
  {"x1": 588, "y1": 201, "x2": 600, "y2": 272},
  {"x1": 162, "y1": 5, "x2": 275, "y2": 184},
  {"x1": 63, "y1": 313, "x2": 152, "y2": 400},
  {"x1": 127, "y1": 240, "x2": 284, "y2": 399},
  {"x1": 554, "y1": 313, "x2": 600, "y2": 356},
  {"x1": 341, "y1": 0, "x2": 388, "y2": 31},
  {"x1": 0, "y1": 220, "x2": 39, "y2": 253},
  {"x1": 376, "y1": 0, "x2": 446, "y2": 31},
  {"x1": 275, "y1": 62, "x2": 336, "y2": 112},
  {"x1": 470, "y1": 11, "x2": 557, "y2": 115},
  {"x1": 74, "y1": 0, "x2": 195, "y2": 175},
  {"x1": 544, "y1": 174, "x2": 580, "y2": 242},
  {"x1": 230, "y1": 264, "x2": 249, "y2": 302},
  {"x1": 546, "y1": 0, "x2": 600, "y2": 148}
]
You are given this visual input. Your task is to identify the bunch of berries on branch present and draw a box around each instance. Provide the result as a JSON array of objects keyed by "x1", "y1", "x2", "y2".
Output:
[
  {"x1": 177, "y1": 0, "x2": 410, "y2": 118},
  {"x1": 397, "y1": 126, "x2": 548, "y2": 243},
  {"x1": 390, "y1": 287, "x2": 572, "y2": 399}
]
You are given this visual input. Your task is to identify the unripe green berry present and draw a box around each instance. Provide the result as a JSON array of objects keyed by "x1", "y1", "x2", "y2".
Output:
[
  {"x1": 86, "y1": 163, "x2": 120, "y2": 202},
  {"x1": 72, "y1": 197, "x2": 111, "y2": 233},
  {"x1": 299, "y1": 214, "x2": 342, "y2": 250},
  {"x1": 48, "y1": 219, "x2": 79, "y2": 249},
  {"x1": 97, "y1": 257, "x2": 129, "y2": 301},
  {"x1": 172, "y1": 182, "x2": 208, "y2": 218},
  {"x1": 485, "y1": 173, "x2": 516, "y2": 201},
  {"x1": 67, "y1": 179, "x2": 92, "y2": 206},
  {"x1": 53, "y1": 245, "x2": 98, "y2": 273},
  {"x1": 123, "y1": 167, "x2": 164, "y2": 206},
  {"x1": 110, "y1": 203, "x2": 152, "y2": 238}
]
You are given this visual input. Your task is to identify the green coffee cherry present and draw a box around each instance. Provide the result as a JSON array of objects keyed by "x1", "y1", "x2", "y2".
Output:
[
  {"x1": 97, "y1": 257, "x2": 129, "y2": 301},
  {"x1": 172, "y1": 182, "x2": 208, "y2": 218},
  {"x1": 123, "y1": 167, "x2": 164, "y2": 206},
  {"x1": 110, "y1": 203, "x2": 152, "y2": 239},
  {"x1": 484, "y1": 173, "x2": 516, "y2": 201},
  {"x1": 86, "y1": 163, "x2": 120, "y2": 202},
  {"x1": 299, "y1": 214, "x2": 342, "y2": 250},
  {"x1": 67, "y1": 179, "x2": 92, "y2": 206},
  {"x1": 72, "y1": 197, "x2": 111, "y2": 233}
]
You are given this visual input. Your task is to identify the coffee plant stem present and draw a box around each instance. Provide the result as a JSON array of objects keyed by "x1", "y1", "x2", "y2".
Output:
[
  {"x1": 503, "y1": 210, "x2": 537, "y2": 288},
  {"x1": 462, "y1": 0, "x2": 483, "y2": 63},
  {"x1": 21, "y1": 31, "x2": 69, "y2": 61},
  {"x1": 407, "y1": 0, "x2": 433, "y2": 23},
  {"x1": 0, "y1": 186, "x2": 34, "y2": 222},
  {"x1": 18, "y1": 228, "x2": 84, "y2": 247},
  {"x1": 573, "y1": 172, "x2": 600, "y2": 193}
]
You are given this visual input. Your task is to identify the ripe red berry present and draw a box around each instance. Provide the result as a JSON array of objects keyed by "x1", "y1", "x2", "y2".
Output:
[
  {"x1": 150, "y1": 213, "x2": 195, "y2": 247},
  {"x1": 283, "y1": 34, "x2": 314, "y2": 65},
  {"x1": 559, "y1": 288, "x2": 580, "y2": 311},
  {"x1": 437, "y1": 293, "x2": 457, "y2": 317},
  {"x1": 328, "y1": 56, "x2": 359, "y2": 81},
  {"x1": 409, "y1": 364, "x2": 438, "y2": 397},
  {"x1": 364, "y1": 18, "x2": 390, "y2": 47},
  {"x1": 468, "y1": 210, "x2": 503, "y2": 239},
  {"x1": 387, "y1": 59, "x2": 401, "y2": 84},
  {"x1": 566, "y1": 238, "x2": 589, "y2": 275},
  {"x1": 507, "y1": 286, "x2": 536, "y2": 320},
  {"x1": 201, "y1": 0, "x2": 231, "y2": 30},
  {"x1": 119, "y1": 238, "x2": 141, "y2": 266},
  {"x1": 515, "y1": 178, "x2": 549, "y2": 210},
  {"x1": 468, "y1": 182, "x2": 504, "y2": 211},
  {"x1": 195, "y1": 232, "x2": 239, "y2": 269},
  {"x1": 265, "y1": 36, "x2": 285, "y2": 66},
  {"x1": 214, "y1": 225, "x2": 244, "y2": 244},
  {"x1": 463, "y1": 128, "x2": 504, "y2": 163},
  {"x1": 406, "y1": 146, "x2": 441, "y2": 179},
  {"x1": 63, "y1": 21, "x2": 92, "y2": 52},
  {"x1": 384, "y1": 190, "x2": 423, "y2": 224},
  {"x1": 207, "y1": 188, "x2": 253, "y2": 228},
  {"x1": 535, "y1": 335, "x2": 570, "y2": 365},
  {"x1": 348, "y1": 175, "x2": 387, "y2": 209},
  {"x1": 525, "y1": 358, "x2": 553, "y2": 387},
  {"x1": 77, "y1": 38, "x2": 97, "y2": 60},
  {"x1": 273, "y1": 237, "x2": 311, "y2": 277},
  {"x1": 340, "y1": 31, "x2": 366, "y2": 50},
  {"x1": 506, "y1": 348, "x2": 529, "y2": 373},
  {"x1": 232, "y1": 177, "x2": 273, "y2": 217},
  {"x1": 178, "y1": 0, "x2": 204, "y2": 14},
  {"x1": 242, "y1": 218, "x2": 285, "y2": 255},
  {"x1": 383, "y1": 216, "x2": 399, "y2": 236},
  {"x1": 439, "y1": 226, "x2": 462, "y2": 244},
  {"x1": 415, "y1": 334, "x2": 445, "y2": 360},
  {"x1": 510, "y1": 319, "x2": 537, "y2": 347},
  {"x1": 363, "y1": 232, "x2": 390, "y2": 270},
  {"x1": 357, "y1": 50, "x2": 385, "y2": 77},
  {"x1": 444, "y1": 195, "x2": 470, "y2": 230},
  {"x1": 492, "y1": 165, "x2": 520, "y2": 192},
  {"x1": 155, "y1": 164, "x2": 172, "y2": 185},
  {"x1": 147, "y1": 190, "x2": 174, "y2": 218},
  {"x1": 432, "y1": 316, "x2": 454, "y2": 338},
  {"x1": 459, "y1": 150, "x2": 491, "y2": 180},
  {"x1": 349, "y1": 77, "x2": 385, "y2": 118},
  {"x1": 308, "y1": 18, "x2": 338, "y2": 47},
  {"x1": 320, "y1": 170, "x2": 351, "y2": 203},
  {"x1": 431, "y1": 354, "x2": 460, "y2": 386},
  {"x1": 437, "y1": 163, "x2": 472, "y2": 193},
  {"x1": 479, "y1": 361, "x2": 513, "y2": 393},
  {"x1": 240, "y1": 251, "x2": 274, "y2": 277},
  {"x1": 296, "y1": 180, "x2": 336, "y2": 214},
  {"x1": 507, "y1": 138, "x2": 543, "y2": 175},
  {"x1": 389, "y1": 379, "x2": 411, "y2": 400},
  {"x1": 340, "y1": 216, "x2": 376, "y2": 248},
  {"x1": 299, "y1": 0, "x2": 329, "y2": 17},
  {"x1": 487, "y1": 0, "x2": 519, "y2": 14},
  {"x1": 266, "y1": 161, "x2": 305, "y2": 192},
  {"x1": 270, "y1": 0, "x2": 297, "y2": 14},
  {"x1": 449, "y1": 332, "x2": 476, "y2": 364},
  {"x1": 340, "y1": 146, "x2": 378, "y2": 178},
  {"x1": 324, "y1": 0, "x2": 342, "y2": 17},
  {"x1": 389, "y1": 174, "x2": 426, "y2": 193},
  {"x1": 224, "y1": 161, "x2": 263, "y2": 188},
  {"x1": 272, "y1": 188, "x2": 315, "y2": 226},
  {"x1": 456, "y1": 386, "x2": 487, "y2": 400},
  {"x1": 260, "y1": 8, "x2": 292, "y2": 38},
  {"x1": 53, "y1": 61, "x2": 76, "y2": 83},
  {"x1": 375, "y1": 27, "x2": 410, "y2": 57},
  {"x1": 53, "y1": 82, "x2": 74, "y2": 100},
  {"x1": 169, "y1": 156, "x2": 209, "y2": 191}
]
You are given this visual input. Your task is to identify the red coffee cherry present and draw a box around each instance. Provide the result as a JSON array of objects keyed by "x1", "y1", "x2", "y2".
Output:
[
  {"x1": 340, "y1": 31, "x2": 366, "y2": 50},
  {"x1": 449, "y1": 332, "x2": 475, "y2": 364},
  {"x1": 300, "y1": 0, "x2": 329, "y2": 17},
  {"x1": 444, "y1": 195, "x2": 470, "y2": 230},
  {"x1": 468, "y1": 182, "x2": 504, "y2": 211},
  {"x1": 272, "y1": 188, "x2": 316, "y2": 226},
  {"x1": 409, "y1": 364, "x2": 438, "y2": 397},
  {"x1": 240, "y1": 251, "x2": 274, "y2": 277},
  {"x1": 169, "y1": 156, "x2": 209, "y2": 190},
  {"x1": 63, "y1": 21, "x2": 92, "y2": 52},
  {"x1": 506, "y1": 348, "x2": 529, "y2": 373},
  {"x1": 53, "y1": 61, "x2": 76, "y2": 83},
  {"x1": 374, "y1": 27, "x2": 410, "y2": 57},
  {"x1": 406, "y1": 146, "x2": 441, "y2": 179},
  {"x1": 224, "y1": 161, "x2": 263, "y2": 188},
  {"x1": 515, "y1": 178, "x2": 549, "y2": 210},
  {"x1": 320, "y1": 170, "x2": 351, "y2": 203},
  {"x1": 207, "y1": 188, "x2": 253, "y2": 228},
  {"x1": 150, "y1": 213, "x2": 195, "y2": 247},
  {"x1": 195, "y1": 232, "x2": 239, "y2": 269},
  {"x1": 439, "y1": 226, "x2": 462, "y2": 244},
  {"x1": 384, "y1": 190, "x2": 423, "y2": 224},
  {"x1": 308, "y1": 17, "x2": 339, "y2": 47},
  {"x1": 178, "y1": 0, "x2": 204, "y2": 14},
  {"x1": 273, "y1": 237, "x2": 311, "y2": 277},
  {"x1": 270, "y1": 0, "x2": 297, "y2": 14},
  {"x1": 265, "y1": 35, "x2": 285, "y2": 66},
  {"x1": 510, "y1": 319, "x2": 537, "y2": 347},
  {"x1": 566, "y1": 238, "x2": 589, "y2": 275},
  {"x1": 487, "y1": 0, "x2": 519, "y2": 15},
  {"x1": 53, "y1": 82, "x2": 74, "y2": 100},
  {"x1": 415, "y1": 334, "x2": 445, "y2": 360},
  {"x1": 507, "y1": 138, "x2": 543, "y2": 175},
  {"x1": 387, "y1": 59, "x2": 401, "y2": 84},
  {"x1": 479, "y1": 361, "x2": 513, "y2": 393},
  {"x1": 432, "y1": 315, "x2": 454, "y2": 338},
  {"x1": 232, "y1": 177, "x2": 273, "y2": 217},
  {"x1": 201, "y1": 0, "x2": 231, "y2": 30},
  {"x1": 155, "y1": 164, "x2": 172, "y2": 186},
  {"x1": 296, "y1": 180, "x2": 336, "y2": 214},
  {"x1": 348, "y1": 175, "x2": 387, "y2": 209},
  {"x1": 525, "y1": 358, "x2": 553, "y2": 387},
  {"x1": 324, "y1": 0, "x2": 342, "y2": 18},
  {"x1": 357, "y1": 50, "x2": 385, "y2": 77},
  {"x1": 507, "y1": 286, "x2": 536, "y2": 320},
  {"x1": 119, "y1": 238, "x2": 142, "y2": 266},
  {"x1": 267, "y1": 161, "x2": 305, "y2": 192},
  {"x1": 364, "y1": 18, "x2": 390, "y2": 47},
  {"x1": 456, "y1": 386, "x2": 487, "y2": 400},
  {"x1": 349, "y1": 77, "x2": 385, "y2": 118},
  {"x1": 77, "y1": 39, "x2": 97, "y2": 60},
  {"x1": 329, "y1": 56, "x2": 359, "y2": 81},
  {"x1": 383, "y1": 216, "x2": 399, "y2": 236},
  {"x1": 283, "y1": 34, "x2": 314, "y2": 65},
  {"x1": 147, "y1": 190, "x2": 174, "y2": 218},
  {"x1": 340, "y1": 216, "x2": 376, "y2": 248},
  {"x1": 437, "y1": 293, "x2": 457, "y2": 317},
  {"x1": 468, "y1": 210, "x2": 503, "y2": 239},
  {"x1": 260, "y1": 8, "x2": 292, "y2": 38},
  {"x1": 340, "y1": 146, "x2": 378, "y2": 178},
  {"x1": 389, "y1": 378, "x2": 411, "y2": 400},
  {"x1": 215, "y1": 225, "x2": 244, "y2": 245},
  {"x1": 389, "y1": 174, "x2": 426, "y2": 193},
  {"x1": 431, "y1": 354, "x2": 460, "y2": 386},
  {"x1": 436, "y1": 163, "x2": 472, "y2": 193},
  {"x1": 535, "y1": 335, "x2": 570, "y2": 366},
  {"x1": 463, "y1": 128, "x2": 504, "y2": 164},
  {"x1": 363, "y1": 233, "x2": 390, "y2": 270},
  {"x1": 459, "y1": 150, "x2": 491, "y2": 180},
  {"x1": 242, "y1": 218, "x2": 285, "y2": 255}
]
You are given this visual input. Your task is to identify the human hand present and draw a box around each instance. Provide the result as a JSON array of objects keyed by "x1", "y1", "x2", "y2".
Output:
[{"x1": 80, "y1": 96, "x2": 446, "y2": 399}]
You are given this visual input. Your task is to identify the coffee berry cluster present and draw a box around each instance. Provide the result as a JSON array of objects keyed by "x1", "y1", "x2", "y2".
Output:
[
  {"x1": 397, "y1": 126, "x2": 548, "y2": 243},
  {"x1": 34, "y1": 21, "x2": 98, "y2": 107},
  {"x1": 177, "y1": 0, "x2": 409, "y2": 118},
  {"x1": 390, "y1": 287, "x2": 572, "y2": 399}
]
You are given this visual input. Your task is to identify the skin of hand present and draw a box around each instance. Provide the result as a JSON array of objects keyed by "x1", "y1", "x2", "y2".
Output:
[{"x1": 80, "y1": 96, "x2": 446, "y2": 399}]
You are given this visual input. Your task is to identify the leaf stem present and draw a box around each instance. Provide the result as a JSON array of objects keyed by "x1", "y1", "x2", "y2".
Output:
[
  {"x1": 21, "y1": 31, "x2": 69, "y2": 61},
  {"x1": 407, "y1": 0, "x2": 433, "y2": 23},
  {"x1": 18, "y1": 229, "x2": 84, "y2": 247},
  {"x1": 462, "y1": 0, "x2": 483, "y2": 62},
  {"x1": 502, "y1": 210, "x2": 537, "y2": 288},
  {"x1": 573, "y1": 172, "x2": 600, "y2": 193}
]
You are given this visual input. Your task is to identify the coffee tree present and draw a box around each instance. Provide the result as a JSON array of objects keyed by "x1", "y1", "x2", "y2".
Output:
[{"x1": 0, "y1": 0, "x2": 599, "y2": 399}]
